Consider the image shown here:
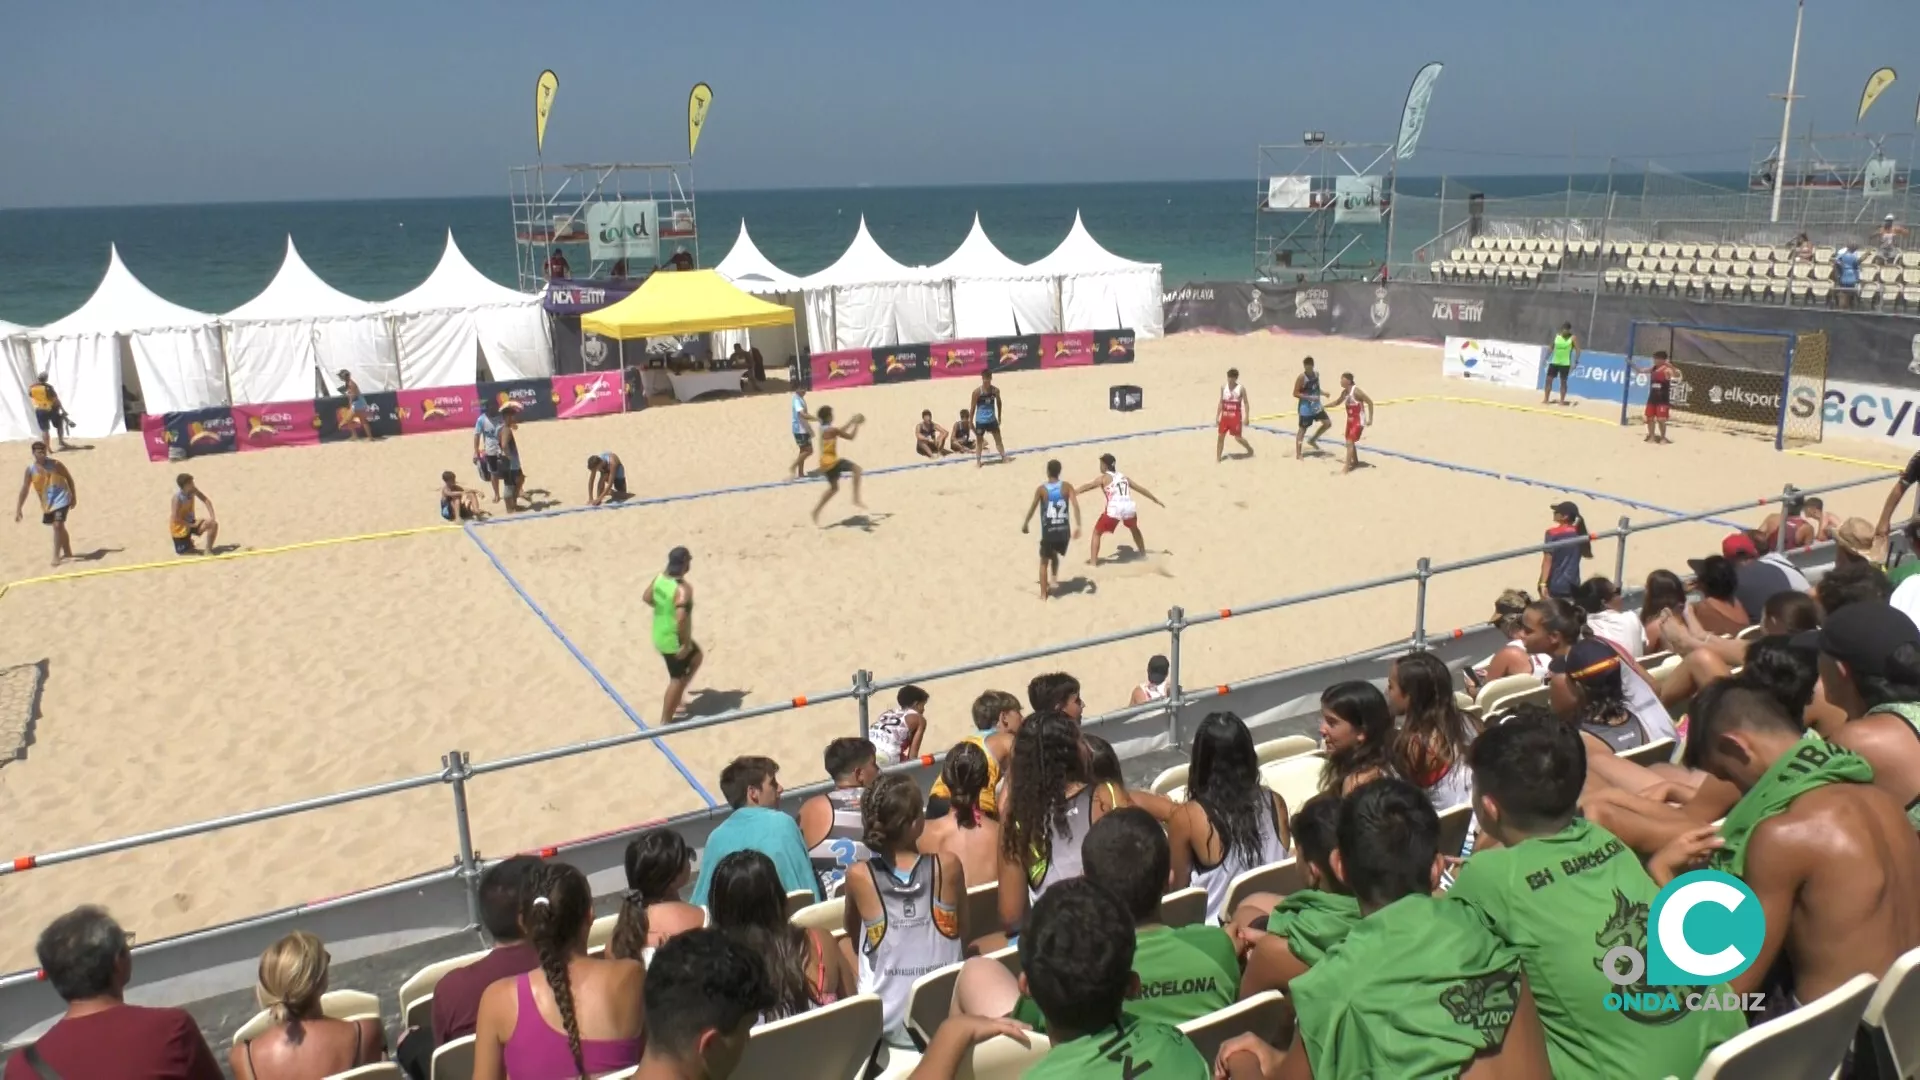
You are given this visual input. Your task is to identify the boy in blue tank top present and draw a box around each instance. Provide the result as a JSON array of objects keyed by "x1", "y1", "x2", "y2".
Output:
[{"x1": 1021, "y1": 459, "x2": 1082, "y2": 600}]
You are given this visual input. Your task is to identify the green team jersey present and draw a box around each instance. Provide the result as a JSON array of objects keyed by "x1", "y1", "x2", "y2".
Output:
[
  {"x1": 1024, "y1": 1015, "x2": 1210, "y2": 1080},
  {"x1": 1262, "y1": 889, "x2": 1363, "y2": 966},
  {"x1": 1551, "y1": 333, "x2": 1576, "y2": 367},
  {"x1": 1449, "y1": 818, "x2": 1745, "y2": 1080},
  {"x1": 1012, "y1": 923, "x2": 1239, "y2": 1032},
  {"x1": 1890, "y1": 561, "x2": 1920, "y2": 589},
  {"x1": 650, "y1": 574, "x2": 682, "y2": 654},
  {"x1": 1291, "y1": 894, "x2": 1526, "y2": 1080}
]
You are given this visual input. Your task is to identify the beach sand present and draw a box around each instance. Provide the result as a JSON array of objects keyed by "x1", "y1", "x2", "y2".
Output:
[{"x1": 0, "y1": 332, "x2": 1903, "y2": 971}]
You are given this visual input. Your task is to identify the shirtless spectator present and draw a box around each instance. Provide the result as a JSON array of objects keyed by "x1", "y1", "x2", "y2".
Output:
[
  {"x1": 1685, "y1": 555, "x2": 1751, "y2": 635},
  {"x1": 4, "y1": 907, "x2": 222, "y2": 1080},
  {"x1": 919, "y1": 742, "x2": 1002, "y2": 885},
  {"x1": 1467, "y1": 590, "x2": 1548, "y2": 693},
  {"x1": 1573, "y1": 577, "x2": 1644, "y2": 658},
  {"x1": 1807, "y1": 602, "x2": 1920, "y2": 830},
  {"x1": 1674, "y1": 678, "x2": 1920, "y2": 1007},
  {"x1": 1800, "y1": 496, "x2": 1841, "y2": 542},
  {"x1": 914, "y1": 410, "x2": 950, "y2": 457}
]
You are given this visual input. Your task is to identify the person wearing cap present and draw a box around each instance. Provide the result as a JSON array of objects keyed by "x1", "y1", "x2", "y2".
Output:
[
  {"x1": 1809, "y1": 603, "x2": 1920, "y2": 830},
  {"x1": 336, "y1": 371, "x2": 372, "y2": 440},
  {"x1": 649, "y1": 547, "x2": 701, "y2": 723},
  {"x1": 1538, "y1": 502, "x2": 1591, "y2": 600},
  {"x1": 1129, "y1": 655, "x2": 1171, "y2": 707},
  {"x1": 1675, "y1": 676, "x2": 1920, "y2": 1009},
  {"x1": 1552, "y1": 639, "x2": 1651, "y2": 754},
  {"x1": 1521, "y1": 597, "x2": 1676, "y2": 743},
  {"x1": 1829, "y1": 516, "x2": 1882, "y2": 572},
  {"x1": 1467, "y1": 589, "x2": 1549, "y2": 691},
  {"x1": 1572, "y1": 577, "x2": 1644, "y2": 660}
]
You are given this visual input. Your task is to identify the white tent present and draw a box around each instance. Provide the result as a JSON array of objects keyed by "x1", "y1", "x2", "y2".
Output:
[
  {"x1": 712, "y1": 220, "x2": 808, "y2": 367},
  {"x1": 223, "y1": 238, "x2": 399, "y2": 405},
  {"x1": 385, "y1": 232, "x2": 552, "y2": 385},
  {"x1": 0, "y1": 322, "x2": 40, "y2": 443},
  {"x1": 929, "y1": 215, "x2": 1060, "y2": 339},
  {"x1": 29, "y1": 245, "x2": 226, "y2": 435},
  {"x1": 801, "y1": 217, "x2": 953, "y2": 351},
  {"x1": 1028, "y1": 212, "x2": 1164, "y2": 339}
]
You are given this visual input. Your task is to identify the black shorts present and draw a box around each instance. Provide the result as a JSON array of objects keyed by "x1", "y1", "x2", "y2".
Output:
[
  {"x1": 793, "y1": 432, "x2": 813, "y2": 451},
  {"x1": 975, "y1": 421, "x2": 1000, "y2": 436},
  {"x1": 823, "y1": 460, "x2": 854, "y2": 481},
  {"x1": 662, "y1": 643, "x2": 700, "y2": 680},
  {"x1": 1298, "y1": 410, "x2": 1329, "y2": 430},
  {"x1": 1546, "y1": 366, "x2": 1571, "y2": 387},
  {"x1": 481, "y1": 454, "x2": 509, "y2": 481},
  {"x1": 34, "y1": 409, "x2": 57, "y2": 432},
  {"x1": 42, "y1": 507, "x2": 67, "y2": 525},
  {"x1": 1040, "y1": 531, "x2": 1070, "y2": 561},
  {"x1": 610, "y1": 471, "x2": 628, "y2": 496}
]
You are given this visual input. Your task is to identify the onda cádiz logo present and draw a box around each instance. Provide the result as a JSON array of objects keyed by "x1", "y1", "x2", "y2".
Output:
[{"x1": 1601, "y1": 870, "x2": 1767, "y2": 1016}]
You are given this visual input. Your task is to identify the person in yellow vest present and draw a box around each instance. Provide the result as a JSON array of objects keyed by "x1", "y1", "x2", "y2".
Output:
[
  {"x1": 14, "y1": 441, "x2": 76, "y2": 566},
  {"x1": 28, "y1": 374, "x2": 73, "y2": 451},
  {"x1": 810, "y1": 406, "x2": 867, "y2": 525}
]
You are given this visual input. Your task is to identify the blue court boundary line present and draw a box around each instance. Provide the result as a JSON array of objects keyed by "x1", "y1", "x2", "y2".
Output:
[
  {"x1": 461, "y1": 521, "x2": 718, "y2": 808},
  {"x1": 471, "y1": 423, "x2": 1216, "y2": 529},
  {"x1": 1246, "y1": 423, "x2": 1748, "y2": 530}
]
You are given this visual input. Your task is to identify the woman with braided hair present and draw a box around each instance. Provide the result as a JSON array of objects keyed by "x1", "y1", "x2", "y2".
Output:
[
  {"x1": 709, "y1": 849, "x2": 856, "y2": 1021},
  {"x1": 995, "y1": 710, "x2": 1127, "y2": 935},
  {"x1": 231, "y1": 931, "x2": 384, "y2": 1079},
  {"x1": 606, "y1": 829, "x2": 705, "y2": 963},
  {"x1": 473, "y1": 861, "x2": 642, "y2": 1080},
  {"x1": 843, "y1": 772, "x2": 965, "y2": 1046}
]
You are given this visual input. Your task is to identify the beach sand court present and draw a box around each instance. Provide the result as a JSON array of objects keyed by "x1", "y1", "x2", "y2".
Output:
[{"x1": 0, "y1": 332, "x2": 1903, "y2": 970}]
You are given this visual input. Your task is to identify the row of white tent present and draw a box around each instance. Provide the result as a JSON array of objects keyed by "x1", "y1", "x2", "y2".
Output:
[
  {"x1": 0, "y1": 234, "x2": 551, "y2": 441},
  {"x1": 714, "y1": 212, "x2": 1164, "y2": 353}
]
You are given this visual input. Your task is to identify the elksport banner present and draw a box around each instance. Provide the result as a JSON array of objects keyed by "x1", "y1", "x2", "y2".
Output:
[{"x1": 1164, "y1": 280, "x2": 1920, "y2": 388}]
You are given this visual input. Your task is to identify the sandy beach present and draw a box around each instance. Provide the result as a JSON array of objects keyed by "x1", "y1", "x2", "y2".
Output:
[{"x1": 0, "y1": 331, "x2": 1903, "y2": 971}]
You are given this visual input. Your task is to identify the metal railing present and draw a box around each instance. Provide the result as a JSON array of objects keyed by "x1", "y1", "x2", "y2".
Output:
[{"x1": 0, "y1": 469, "x2": 1892, "y2": 987}]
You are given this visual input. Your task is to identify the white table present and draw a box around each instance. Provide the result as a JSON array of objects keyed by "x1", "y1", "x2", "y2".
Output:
[{"x1": 667, "y1": 369, "x2": 745, "y2": 402}]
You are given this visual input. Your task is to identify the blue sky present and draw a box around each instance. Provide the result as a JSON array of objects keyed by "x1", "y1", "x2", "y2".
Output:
[{"x1": 2, "y1": 0, "x2": 1914, "y2": 207}]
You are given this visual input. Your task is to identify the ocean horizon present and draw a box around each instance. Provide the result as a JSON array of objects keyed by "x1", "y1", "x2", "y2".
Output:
[{"x1": 0, "y1": 172, "x2": 1745, "y2": 327}]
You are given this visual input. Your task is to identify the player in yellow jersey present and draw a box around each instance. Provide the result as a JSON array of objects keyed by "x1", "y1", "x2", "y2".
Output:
[{"x1": 811, "y1": 406, "x2": 868, "y2": 524}]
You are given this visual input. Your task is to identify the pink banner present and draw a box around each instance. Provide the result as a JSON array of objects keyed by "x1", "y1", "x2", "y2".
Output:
[
  {"x1": 552, "y1": 372, "x2": 625, "y2": 419},
  {"x1": 234, "y1": 401, "x2": 320, "y2": 452},
  {"x1": 929, "y1": 339, "x2": 988, "y2": 380},
  {"x1": 808, "y1": 349, "x2": 875, "y2": 391},
  {"x1": 397, "y1": 386, "x2": 480, "y2": 436},
  {"x1": 140, "y1": 414, "x2": 169, "y2": 461},
  {"x1": 1040, "y1": 331, "x2": 1096, "y2": 369}
]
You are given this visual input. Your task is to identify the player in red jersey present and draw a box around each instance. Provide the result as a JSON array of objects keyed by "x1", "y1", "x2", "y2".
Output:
[
  {"x1": 1329, "y1": 372, "x2": 1374, "y2": 474},
  {"x1": 1216, "y1": 367, "x2": 1254, "y2": 462}
]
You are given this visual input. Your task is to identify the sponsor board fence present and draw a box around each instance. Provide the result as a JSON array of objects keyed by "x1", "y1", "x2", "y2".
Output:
[
  {"x1": 807, "y1": 329, "x2": 1135, "y2": 390},
  {"x1": 0, "y1": 441, "x2": 1888, "y2": 1039}
]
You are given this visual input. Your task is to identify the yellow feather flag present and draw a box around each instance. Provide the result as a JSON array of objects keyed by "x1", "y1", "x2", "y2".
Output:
[
  {"x1": 535, "y1": 70, "x2": 559, "y2": 153},
  {"x1": 1859, "y1": 67, "x2": 1896, "y2": 124},
  {"x1": 688, "y1": 83, "x2": 714, "y2": 158}
]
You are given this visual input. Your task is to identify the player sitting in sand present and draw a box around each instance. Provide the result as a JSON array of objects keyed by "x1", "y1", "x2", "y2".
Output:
[
  {"x1": 1216, "y1": 367, "x2": 1253, "y2": 462},
  {"x1": 586, "y1": 451, "x2": 627, "y2": 505},
  {"x1": 811, "y1": 406, "x2": 867, "y2": 524},
  {"x1": 951, "y1": 408, "x2": 976, "y2": 453},
  {"x1": 1076, "y1": 453, "x2": 1163, "y2": 566},
  {"x1": 168, "y1": 473, "x2": 219, "y2": 555},
  {"x1": 1022, "y1": 459, "x2": 1082, "y2": 600},
  {"x1": 439, "y1": 471, "x2": 483, "y2": 521},
  {"x1": 1293, "y1": 356, "x2": 1333, "y2": 458},
  {"x1": 971, "y1": 371, "x2": 1008, "y2": 467},
  {"x1": 915, "y1": 410, "x2": 950, "y2": 458},
  {"x1": 1329, "y1": 373, "x2": 1374, "y2": 474}
]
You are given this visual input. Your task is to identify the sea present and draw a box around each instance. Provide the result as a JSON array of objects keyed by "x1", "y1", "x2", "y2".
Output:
[{"x1": 0, "y1": 173, "x2": 1743, "y2": 328}]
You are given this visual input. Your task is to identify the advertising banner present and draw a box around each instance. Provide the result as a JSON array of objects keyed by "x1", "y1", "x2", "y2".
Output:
[
  {"x1": 1040, "y1": 331, "x2": 1096, "y2": 369},
  {"x1": 988, "y1": 335, "x2": 1042, "y2": 374},
  {"x1": 397, "y1": 385, "x2": 481, "y2": 436},
  {"x1": 928, "y1": 339, "x2": 988, "y2": 380},
  {"x1": 1806, "y1": 378, "x2": 1920, "y2": 449},
  {"x1": 810, "y1": 348, "x2": 875, "y2": 390},
  {"x1": 541, "y1": 279, "x2": 641, "y2": 315},
  {"x1": 1669, "y1": 361, "x2": 1785, "y2": 428},
  {"x1": 1266, "y1": 176, "x2": 1312, "y2": 210},
  {"x1": 1534, "y1": 351, "x2": 1649, "y2": 407},
  {"x1": 140, "y1": 414, "x2": 169, "y2": 461},
  {"x1": 872, "y1": 344, "x2": 931, "y2": 385},
  {"x1": 584, "y1": 201, "x2": 658, "y2": 262},
  {"x1": 233, "y1": 400, "x2": 320, "y2": 453},
  {"x1": 551, "y1": 372, "x2": 625, "y2": 419},
  {"x1": 1442, "y1": 337, "x2": 1544, "y2": 390},
  {"x1": 163, "y1": 406, "x2": 238, "y2": 459},
  {"x1": 1334, "y1": 176, "x2": 1385, "y2": 224},
  {"x1": 1094, "y1": 329, "x2": 1137, "y2": 364},
  {"x1": 479, "y1": 378, "x2": 558, "y2": 423},
  {"x1": 316, "y1": 392, "x2": 401, "y2": 442}
]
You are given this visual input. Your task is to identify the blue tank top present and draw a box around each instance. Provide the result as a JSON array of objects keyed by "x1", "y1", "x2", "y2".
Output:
[
  {"x1": 976, "y1": 388, "x2": 999, "y2": 425},
  {"x1": 1298, "y1": 372, "x2": 1323, "y2": 418},
  {"x1": 1041, "y1": 481, "x2": 1069, "y2": 533}
]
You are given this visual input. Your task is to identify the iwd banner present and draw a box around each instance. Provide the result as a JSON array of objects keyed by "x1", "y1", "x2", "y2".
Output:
[{"x1": 553, "y1": 372, "x2": 625, "y2": 418}]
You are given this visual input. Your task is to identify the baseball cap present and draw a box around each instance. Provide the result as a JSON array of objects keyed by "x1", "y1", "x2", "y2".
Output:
[
  {"x1": 666, "y1": 546, "x2": 692, "y2": 573},
  {"x1": 1889, "y1": 214, "x2": 1899, "y2": 222},
  {"x1": 1793, "y1": 602, "x2": 1920, "y2": 679},
  {"x1": 1488, "y1": 588, "x2": 1532, "y2": 625},
  {"x1": 1721, "y1": 533, "x2": 1759, "y2": 560},
  {"x1": 1549, "y1": 501, "x2": 1581, "y2": 520},
  {"x1": 1548, "y1": 637, "x2": 1622, "y2": 679}
]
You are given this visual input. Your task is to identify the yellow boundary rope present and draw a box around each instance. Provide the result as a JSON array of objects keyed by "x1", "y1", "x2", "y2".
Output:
[
  {"x1": 2, "y1": 523, "x2": 461, "y2": 594},
  {"x1": 1784, "y1": 448, "x2": 1901, "y2": 472}
]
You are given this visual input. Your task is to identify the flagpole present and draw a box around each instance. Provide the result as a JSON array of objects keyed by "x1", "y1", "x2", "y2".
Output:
[{"x1": 1770, "y1": 0, "x2": 1805, "y2": 224}]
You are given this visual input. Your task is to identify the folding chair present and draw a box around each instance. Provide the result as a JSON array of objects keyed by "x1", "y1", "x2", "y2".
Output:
[
  {"x1": 1692, "y1": 974, "x2": 1874, "y2": 1079},
  {"x1": 786, "y1": 889, "x2": 819, "y2": 918},
  {"x1": 1222, "y1": 858, "x2": 1307, "y2": 920},
  {"x1": 399, "y1": 949, "x2": 490, "y2": 1033},
  {"x1": 791, "y1": 895, "x2": 846, "y2": 936},
  {"x1": 1862, "y1": 946, "x2": 1920, "y2": 1079},
  {"x1": 1473, "y1": 674, "x2": 1544, "y2": 714},
  {"x1": 1618, "y1": 738, "x2": 1676, "y2": 769},
  {"x1": 234, "y1": 990, "x2": 381, "y2": 1046},
  {"x1": 1253, "y1": 734, "x2": 1321, "y2": 766},
  {"x1": 1259, "y1": 754, "x2": 1327, "y2": 819},
  {"x1": 1178, "y1": 991, "x2": 1290, "y2": 1068},
  {"x1": 430, "y1": 1035, "x2": 476, "y2": 1080},
  {"x1": 962, "y1": 881, "x2": 1001, "y2": 947},
  {"x1": 327, "y1": 1066, "x2": 407, "y2": 1080},
  {"x1": 732, "y1": 994, "x2": 885, "y2": 1080},
  {"x1": 1436, "y1": 803, "x2": 1473, "y2": 861},
  {"x1": 1158, "y1": 886, "x2": 1209, "y2": 929}
]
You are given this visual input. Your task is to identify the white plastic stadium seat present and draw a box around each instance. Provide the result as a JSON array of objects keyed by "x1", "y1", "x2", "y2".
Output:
[
  {"x1": 430, "y1": 1035, "x2": 476, "y2": 1080},
  {"x1": 790, "y1": 895, "x2": 845, "y2": 935},
  {"x1": 785, "y1": 889, "x2": 817, "y2": 917},
  {"x1": 399, "y1": 949, "x2": 490, "y2": 1032},
  {"x1": 905, "y1": 961, "x2": 965, "y2": 1048},
  {"x1": 1788, "y1": 282, "x2": 1810, "y2": 305},
  {"x1": 1158, "y1": 886, "x2": 1209, "y2": 928},
  {"x1": 942, "y1": 1033, "x2": 1053, "y2": 1080},
  {"x1": 1254, "y1": 734, "x2": 1321, "y2": 766},
  {"x1": 733, "y1": 993, "x2": 884, "y2": 1080},
  {"x1": 1178, "y1": 992, "x2": 1290, "y2": 1068},
  {"x1": 1618, "y1": 738, "x2": 1676, "y2": 769},
  {"x1": 1473, "y1": 674, "x2": 1544, "y2": 714},
  {"x1": 1150, "y1": 762, "x2": 1190, "y2": 795},
  {"x1": 1222, "y1": 858, "x2": 1308, "y2": 919},
  {"x1": 328, "y1": 1066, "x2": 407, "y2": 1080},
  {"x1": 1693, "y1": 973, "x2": 1875, "y2": 1079},
  {"x1": 234, "y1": 990, "x2": 381, "y2": 1045},
  {"x1": 1259, "y1": 753, "x2": 1326, "y2": 816},
  {"x1": 1436, "y1": 803, "x2": 1474, "y2": 860},
  {"x1": 1862, "y1": 946, "x2": 1920, "y2": 1079},
  {"x1": 1904, "y1": 252, "x2": 1920, "y2": 269},
  {"x1": 587, "y1": 912, "x2": 620, "y2": 952},
  {"x1": 961, "y1": 882, "x2": 999, "y2": 947}
]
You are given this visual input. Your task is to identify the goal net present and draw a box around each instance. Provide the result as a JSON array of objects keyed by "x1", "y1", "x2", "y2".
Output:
[{"x1": 1622, "y1": 322, "x2": 1828, "y2": 448}]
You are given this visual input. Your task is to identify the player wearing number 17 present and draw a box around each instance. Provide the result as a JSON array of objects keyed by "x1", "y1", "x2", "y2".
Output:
[
  {"x1": 1022, "y1": 459, "x2": 1082, "y2": 600},
  {"x1": 1075, "y1": 454, "x2": 1163, "y2": 567}
]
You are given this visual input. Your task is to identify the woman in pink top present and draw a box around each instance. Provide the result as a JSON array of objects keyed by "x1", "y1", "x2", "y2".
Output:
[{"x1": 473, "y1": 862, "x2": 644, "y2": 1080}]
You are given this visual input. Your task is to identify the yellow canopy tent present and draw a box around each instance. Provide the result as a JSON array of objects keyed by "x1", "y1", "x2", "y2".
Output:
[{"x1": 580, "y1": 269, "x2": 795, "y2": 339}]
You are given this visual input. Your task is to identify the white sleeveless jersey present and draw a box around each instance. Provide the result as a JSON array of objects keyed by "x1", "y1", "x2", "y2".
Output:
[
  {"x1": 1220, "y1": 383, "x2": 1245, "y2": 415},
  {"x1": 857, "y1": 855, "x2": 961, "y2": 1040},
  {"x1": 1102, "y1": 471, "x2": 1137, "y2": 519},
  {"x1": 1191, "y1": 796, "x2": 1287, "y2": 924}
]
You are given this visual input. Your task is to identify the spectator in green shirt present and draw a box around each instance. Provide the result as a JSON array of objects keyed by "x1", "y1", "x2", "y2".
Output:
[
  {"x1": 1450, "y1": 712, "x2": 1745, "y2": 1080},
  {"x1": 1235, "y1": 794, "x2": 1362, "y2": 1000}
]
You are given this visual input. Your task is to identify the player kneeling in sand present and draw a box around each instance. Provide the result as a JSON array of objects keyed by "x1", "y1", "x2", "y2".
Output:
[
  {"x1": 1076, "y1": 452, "x2": 1163, "y2": 565},
  {"x1": 586, "y1": 451, "x2": 627, "y2": 505},
  {"x1": 1216, "y1": 367, "x2": 1253, "y2": 462},
  {"x1": 169, "y1": 473, "x2": 219, "y2": 555},
  {"x1": 811, "y1": 406, "x2": 868, "y2": 524},
  {"x1": 1021, "y1": 459, "x2": 1082, "y2": 599},
  {"x1": 1329, "y1": 373, "x2": 1374, "y2": 474}
]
